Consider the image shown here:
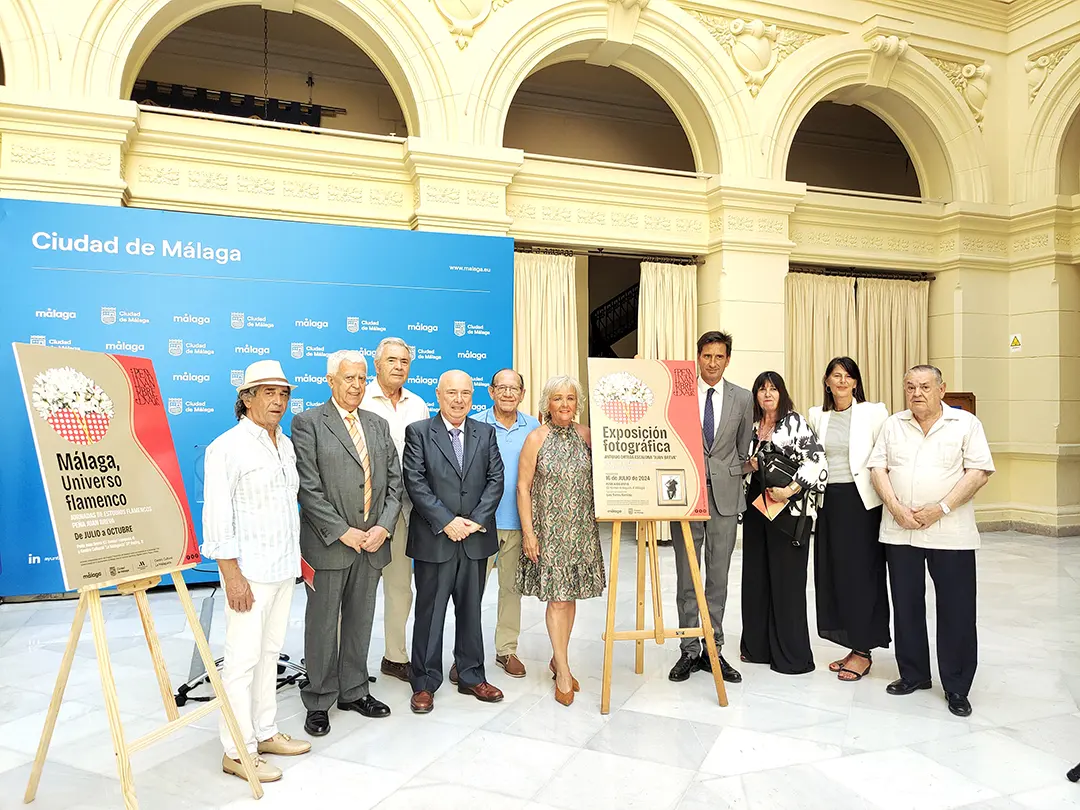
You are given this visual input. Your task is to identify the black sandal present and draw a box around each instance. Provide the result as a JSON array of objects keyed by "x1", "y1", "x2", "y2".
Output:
[{"x1": 837, "y1": 651, "x2": 872, "y2": 682}]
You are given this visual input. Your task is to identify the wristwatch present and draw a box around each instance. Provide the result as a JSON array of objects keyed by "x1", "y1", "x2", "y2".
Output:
[{"x1": 938, "y1": 501, "x2": 951, "y2": 515}]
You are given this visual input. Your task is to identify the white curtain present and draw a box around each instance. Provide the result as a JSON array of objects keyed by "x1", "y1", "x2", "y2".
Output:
[
  {"x1": 784, "y1": 273, "x2": 857, "y2": 414},
  {"x1": 637, "y1": 261, "x2": 697, "y2": 361},
  {"x1": 513, "y1": 252, "x2": 579, "y2": 419},
  {"x1": 856, "y1": 277, "x2": 930, "y2": 413}
]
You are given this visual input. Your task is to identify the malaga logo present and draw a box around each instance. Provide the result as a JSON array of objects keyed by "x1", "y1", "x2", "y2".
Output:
[{"x1": 408, "y1": 322, "x2": 438, "y2": 333}]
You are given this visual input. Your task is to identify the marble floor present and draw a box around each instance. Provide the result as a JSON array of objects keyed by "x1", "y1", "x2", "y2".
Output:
[{"x1": 2, "y1": 529, "x2": 1080, "y2": 810}]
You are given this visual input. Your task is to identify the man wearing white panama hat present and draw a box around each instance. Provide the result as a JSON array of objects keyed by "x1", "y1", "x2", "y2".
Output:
[{"x1": 202, "y1": 359, "x2": 311, "y2": 783}]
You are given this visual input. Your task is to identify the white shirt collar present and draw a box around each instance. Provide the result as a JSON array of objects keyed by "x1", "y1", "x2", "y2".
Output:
[
  {"x1": 698, "y1": 377, "x2": 723, "y2": 394},
  {"x1": 442, "y1": 415, "x2": 467, "y2": 435},
  {"x1": 330, "y1": 398, "x2": 357, "y2": 424}
]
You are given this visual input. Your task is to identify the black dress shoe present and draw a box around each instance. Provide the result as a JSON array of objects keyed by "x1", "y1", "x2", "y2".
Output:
[
  {"x1": 338, "y1": 695, "x2": 391, "y2": 718},
  {"x1": 886, "y1": 677, "x2": 933, "y2": 696},
  {"x1": 698, "y1": 653, "x2": 743, "y2": 683},
  {"x1": 946, "y1": 692, "x2": 972, "y2": 717},
  {"x1": 668, "y1": 652, "x2": 697, "y2": 682},
  {"x1": 304, "y1": 709, "x2": 330, "y2": 737}
]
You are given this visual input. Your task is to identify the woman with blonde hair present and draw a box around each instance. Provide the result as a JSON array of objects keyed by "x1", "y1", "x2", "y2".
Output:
[{"x1": 517, "y1": 375, "x2": 605, "y2": 706}]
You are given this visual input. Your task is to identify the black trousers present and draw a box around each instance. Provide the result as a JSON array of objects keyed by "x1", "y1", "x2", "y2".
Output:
[
  {"x1": 410, "y1": 543, "x2": 489, "y2": 694},
  {"x1": 815, "y1": 483, "x2": 890, "y2": 653},
  {"x1": 740, "y1": 503, "x2": 815, "y2": 675},
  {"x1": 885, "y1": 544, "x2": 977, "y2": 695}
]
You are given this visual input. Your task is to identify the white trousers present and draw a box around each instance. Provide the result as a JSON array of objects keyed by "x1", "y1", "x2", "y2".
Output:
[{"x1": 219, "y1": 578, "x2": 294, "y2": 759}]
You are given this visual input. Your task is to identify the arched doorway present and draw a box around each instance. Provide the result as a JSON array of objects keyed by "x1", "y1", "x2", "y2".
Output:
[
  {"x1": 132, "y1": 7, "x2": 406, "y2": 135},
  {"x1": 787, "y1": 101, "x2": 921, "y2": 197},
  {"x1": 504, "y1": 61, "x2": 694, "y2": 173},
  {"x1": 1059, "y1": 107, "x2": 1080, "y2": 196}
]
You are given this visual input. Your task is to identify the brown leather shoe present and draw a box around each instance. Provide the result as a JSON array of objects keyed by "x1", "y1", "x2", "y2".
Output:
[
  {"x1": 410, "y1": 690, "x2": 434, "y2": 714},
  {"x1": 457, "y1": 681, "x2": 504, "y2": 703},
  {"x1": 449, "y1": 663, "x2": 459, "y2": 685},
  {"x1": 496, "y1": 654, "x2": 527, "y2": 678},
  {"x1": 381, "y1": 657, "x2": 411, "y2": 682}
]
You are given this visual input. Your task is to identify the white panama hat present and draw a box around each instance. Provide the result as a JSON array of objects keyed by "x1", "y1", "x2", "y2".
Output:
[{"x1": 237, "y1": 359, "x2": 295, "y2": 393}]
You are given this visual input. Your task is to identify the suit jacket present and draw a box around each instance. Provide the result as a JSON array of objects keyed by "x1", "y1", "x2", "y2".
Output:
[
  {"x1": 402, "y1": 415, "x2": 504, "y2": 564},
  {"x1": 808, "y1": 401, "x2": 890, "y2": 510},
  {"x1": 292, "y1": 400, "x2": 402, "y2": 571},
  {"x1": 704, "y1": 379, "x2": 755, "y2": 516}
]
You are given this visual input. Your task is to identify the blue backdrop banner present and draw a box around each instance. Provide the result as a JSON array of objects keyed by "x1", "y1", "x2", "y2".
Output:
[{"x1": 0, "y1": 198, "x2": 514, "y2": 597}]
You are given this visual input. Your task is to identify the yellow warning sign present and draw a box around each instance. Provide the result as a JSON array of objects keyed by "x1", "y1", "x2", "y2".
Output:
[{"x1": 1009, "y1": 334, "x2": 1022, "y2": 352}]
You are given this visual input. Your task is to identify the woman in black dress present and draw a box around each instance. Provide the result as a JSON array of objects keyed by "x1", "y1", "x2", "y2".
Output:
[
  {"x1": 808, "y1": 357, "x2": 891, "y2": 681},
  {"x1": 740, "y1": 371, "x2": 827, "y2": 675}
]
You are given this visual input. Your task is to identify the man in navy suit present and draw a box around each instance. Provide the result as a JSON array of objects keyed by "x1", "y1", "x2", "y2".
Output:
[{"x1": 402, "y1": 369, "x2": 505, "y2": 714}]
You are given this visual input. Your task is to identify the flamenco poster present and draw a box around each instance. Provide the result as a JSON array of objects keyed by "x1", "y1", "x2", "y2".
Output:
[
  {"x1": 12, "y1": 344, "x2": 200, "y2": 591},
  {"x1": 587, "y1": 358, "x2": 709, "y2": 521}
]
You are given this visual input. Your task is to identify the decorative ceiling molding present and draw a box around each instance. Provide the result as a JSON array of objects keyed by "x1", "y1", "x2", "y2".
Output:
[
  {"x1": 687, "y1": 11, "x2": 819, "y2": 97},
  {"x1": 1025, "y1": 40, "x2": 1077, "y2": 104},
  {"x1": 928, "y1": 56, "x2": 991, "y2": 130},
  {"x1": 430, "y1": 0, "x2": 515, "y2": 50}
]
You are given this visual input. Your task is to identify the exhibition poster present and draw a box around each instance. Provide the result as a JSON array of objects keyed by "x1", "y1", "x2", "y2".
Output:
[
  {"x1": 13, "y1": 344, "x2": 200, "y2": 591},
  {"x1": 587, "y1": 358, "x2": 709, "y2": 521}
]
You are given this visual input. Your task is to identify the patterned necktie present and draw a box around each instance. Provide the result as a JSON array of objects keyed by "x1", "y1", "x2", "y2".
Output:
[
  {"x1": 450, "y1": 427, "x2": 464, "y2": 471},
  {"x1": 703, "y1": 387, "x2": 716, "y2": 448},
  {"x1": 345, "y1": 414, "x2": 372, "y2": 520}
]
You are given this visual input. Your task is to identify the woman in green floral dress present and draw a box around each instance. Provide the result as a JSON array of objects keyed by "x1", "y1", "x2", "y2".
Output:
[{"x1": 517, "y1": 375, "x2": 605, "y2": 706}]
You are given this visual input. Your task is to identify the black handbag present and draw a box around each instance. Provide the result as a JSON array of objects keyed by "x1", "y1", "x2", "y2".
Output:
[{"x1": 756, "y1": 441, "x2": 812, "y2": 547}]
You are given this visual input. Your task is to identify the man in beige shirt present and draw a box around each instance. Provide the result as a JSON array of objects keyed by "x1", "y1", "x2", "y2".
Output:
[
  {"x1": 360, "y1": 337, "x2": 431, "y2": 682},
  {"x1": 867, "y1": 365, "x2": 994, "y2": 719}
]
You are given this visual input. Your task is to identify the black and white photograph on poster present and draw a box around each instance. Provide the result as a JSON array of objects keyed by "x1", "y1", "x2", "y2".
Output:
[{"x1": 657, "y1": 469, "x2": 687, "y2": 506}]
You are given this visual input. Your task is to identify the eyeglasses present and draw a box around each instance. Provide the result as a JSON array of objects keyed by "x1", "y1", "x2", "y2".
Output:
[{"x1": 492, "y1": 385, "x2": 522, "y2": 395}]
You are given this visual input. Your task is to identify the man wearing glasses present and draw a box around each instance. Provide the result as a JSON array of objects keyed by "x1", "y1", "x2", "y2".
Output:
[{"x1": 470, "y1": 369, "x2": 541, "y2": 679}]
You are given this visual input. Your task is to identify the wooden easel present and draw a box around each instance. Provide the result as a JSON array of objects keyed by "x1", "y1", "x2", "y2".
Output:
[
  {"x1": 24, "y1": 569, "x2": 263, "y2": 808},
  {"x1": 600, "y1": 519, "x2": 728, "y2": 714}
]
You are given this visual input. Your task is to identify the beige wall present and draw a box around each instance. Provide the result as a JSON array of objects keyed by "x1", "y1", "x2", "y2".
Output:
[{"x1": 1, "y1": 0, "x2": 1079, "y2": 534}]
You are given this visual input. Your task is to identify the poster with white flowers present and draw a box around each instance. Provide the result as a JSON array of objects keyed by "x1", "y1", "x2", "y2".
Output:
[
  {"x1": 13, "y1": 343, "x2": 200, "y2": 591},
  {"x1": 588, "y1": 358, "x2": 709, "y2": 520}
]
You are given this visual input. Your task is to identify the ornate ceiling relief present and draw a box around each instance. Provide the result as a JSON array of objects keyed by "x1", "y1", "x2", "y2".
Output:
[
  {"x1": 430, "y1": 0, "x2": 515, "y2": 50},
  {"x1": 1025, "y1": 41, "x2": 1076, "y2": 104},
  {"x1": 929, "y1": 57, "x2": 991, "y2": 130},
  {"x1": 688, "y1": 11, "x2": 819, "y2": 96}
]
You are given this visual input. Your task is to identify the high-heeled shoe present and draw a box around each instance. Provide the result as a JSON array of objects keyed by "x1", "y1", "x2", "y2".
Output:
[
  {"x1": 554, "y1": 682, "x2": 574, "y2": 706},
  {"x1": 549, "y1": 658, "x2": 580, "y2": 692}
]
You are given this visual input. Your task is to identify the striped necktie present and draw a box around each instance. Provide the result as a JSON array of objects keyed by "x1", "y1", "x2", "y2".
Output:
[{"x1": 345, "y1": 414, "x2": 372, "y2": 520}]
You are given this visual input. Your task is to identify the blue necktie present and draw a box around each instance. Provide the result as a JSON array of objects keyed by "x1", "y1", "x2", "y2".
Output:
[
  {"x1": 450, "y1": 428, "x2": 464, "y2": 471},
  {"x1": 703, "y1": 388, "x2": 715, "y2": 448}
]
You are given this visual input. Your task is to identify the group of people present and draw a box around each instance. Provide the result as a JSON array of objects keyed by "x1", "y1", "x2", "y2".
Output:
[
  {"x1": 199, "y1": 327, "x2": 995, "y2": 785},
  {"x1": 200, "y1": 338, "x2": 604, "y2": 783},
  {"x1": 667, "y1": 331, "x2": 993, "y2": 726}
]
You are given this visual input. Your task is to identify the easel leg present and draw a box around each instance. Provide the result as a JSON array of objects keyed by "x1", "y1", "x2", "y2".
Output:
[
  {"x1": 647, "y1": 522, "x2": 665, "y2": 644},
  {"x1": 680, "y1": 521, "x2": 727, "y2": 707},
  {"x1": 173, "y1": 571, "x2": 264, "y2": 800},
  {"x1": 134, "y1": 590, "x2": 180, "y2": 722},
  {"x1": 87, "y1": 589, "x2": 139, "y2": 809},
  {"x1": 635, "y1": 523, "x2": 645, "y2": 674},
  {"x1": 601, "y1": 520, "x2": 623, "y2": 715},
  {"x1": 24, "y1": 592, "x2": 89, "y2": 804}
]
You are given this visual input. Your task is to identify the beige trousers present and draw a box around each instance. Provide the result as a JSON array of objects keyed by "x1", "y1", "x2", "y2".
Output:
[
  {"x1": 485, "y1": 529, "x2": 523, "y2": 657},
  {"x1": 382, "y1": 512, "x2": 413, "y2": 663}
]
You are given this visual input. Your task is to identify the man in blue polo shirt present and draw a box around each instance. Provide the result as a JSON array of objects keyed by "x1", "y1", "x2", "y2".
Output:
[{"x1": 479, "y1": 368, "x2": 540, "y2": 678}]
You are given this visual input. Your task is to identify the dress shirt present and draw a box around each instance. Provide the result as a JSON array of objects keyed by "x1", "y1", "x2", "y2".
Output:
[
  {"x1": 479, "y1": 408, "x2": 541, "y2": 530},
  {"x1": 330, "y1": 398, "x2": 368, "y2": 446},
  {"x1": 698, "y1": 377, "x2": 723, "y2": 432},
  {"x1": 442, "y1": 415, "x2": 467, "y2": 456},
  {"x1": 360, "y1": 384, "x2": 430, "y2": 463},
  {"x1": 866, "y1": 405, "x2": 995, "y2": 550},
  {"x1": 201, "y1": 417, "x2": 301, "y2": 583}
]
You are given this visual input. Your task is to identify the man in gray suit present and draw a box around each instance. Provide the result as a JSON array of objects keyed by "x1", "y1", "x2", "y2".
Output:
[
  {"x1": 403, "y1": 370, "x2": 505, "y2": 714},
  {"x1": 670, "y1": 331, "x2": 754, "y2": 684},
  {"x1": 292, "y1": 349, "x2": 402, "y2": 737}
]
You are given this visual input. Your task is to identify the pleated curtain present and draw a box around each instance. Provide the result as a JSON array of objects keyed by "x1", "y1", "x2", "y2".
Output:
[
  {"x1": 784, "y1": 273, "x2": 857, "y2": 414},
  {"x1": 637, "y1": 261, "x2": 697, "y2": 362},
  {"x1": 856, "y1": 277, "x2": 930, "y2": 413},
  {"x1": 513, "y1": 252, "x2": 579, "y2": 420}
]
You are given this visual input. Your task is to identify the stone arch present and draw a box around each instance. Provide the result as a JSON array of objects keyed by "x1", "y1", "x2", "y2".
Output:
[
  {"x1": 72, "y1": 0, "x2": 452, "y2": 139},
  {"x1": 759, "y1": 34, "x2": 992, "y2": 203},
  {"x1": 0, "y1": 0, "x2": 57, "y2": 90},
  {"x1": 1023, "y1": 47, "x2": 1080, "y2": 200},
  {"x1": 466, "y1": 0, "x2": 755, "y2": 176}
]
